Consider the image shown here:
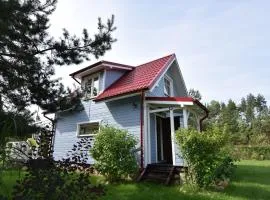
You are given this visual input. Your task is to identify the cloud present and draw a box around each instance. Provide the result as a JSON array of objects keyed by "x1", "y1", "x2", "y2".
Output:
[{"x1": 49, "y1": 0, "x2": 270, "y2": 104}]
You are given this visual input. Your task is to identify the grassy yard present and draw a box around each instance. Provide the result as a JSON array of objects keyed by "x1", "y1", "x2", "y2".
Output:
[
  {"x1": 101, "y1": 160, "x2": 270, "y2": 200},
  {"x1": 1, "y1": 160, "x2": 270, "y2": 200}
]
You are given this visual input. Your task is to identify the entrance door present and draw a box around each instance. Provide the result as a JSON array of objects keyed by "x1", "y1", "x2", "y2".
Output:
[{"x1": 156, "y1": 116, "x2": 180, "y2": 164}]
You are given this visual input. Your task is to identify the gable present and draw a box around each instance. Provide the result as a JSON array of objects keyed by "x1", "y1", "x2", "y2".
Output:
[
  {"x1": 147, "y1": 60, "x2": 188, "y2": 97},
  {"x1": 95, "y1": 54, "x2": 175, "y2": 101}
]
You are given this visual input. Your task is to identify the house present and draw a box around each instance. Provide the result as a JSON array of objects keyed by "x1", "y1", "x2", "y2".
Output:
[{"x1": 53, "y1": 54, "x2": 208, "y2": 168}]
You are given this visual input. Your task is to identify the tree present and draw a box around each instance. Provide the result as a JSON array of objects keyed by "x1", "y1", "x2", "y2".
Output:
[
  {"x1": 0, "y1": 0, "x2": 116, "y2": 112},
  {"x1": 188, "y1": 88, "x2": 202, "y2": 100},
  {"x1": 187, "y1": 89, "x2": 203, "y2": 130}
]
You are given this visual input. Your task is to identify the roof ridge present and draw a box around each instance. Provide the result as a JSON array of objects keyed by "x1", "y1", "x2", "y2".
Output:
[{"x1": 135, "y1": 53, "x2": 175, "y2": 68}]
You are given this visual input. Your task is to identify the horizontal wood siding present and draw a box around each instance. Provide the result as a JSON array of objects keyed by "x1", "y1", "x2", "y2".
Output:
[
  {"x1": 104, "y1": 70, "x2": 125, "y2": 90},
  {"x1": 54, "y1": 95, "x2": 141, "y2": 164}
]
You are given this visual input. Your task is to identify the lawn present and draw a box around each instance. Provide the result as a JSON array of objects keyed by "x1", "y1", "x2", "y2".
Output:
[
  {"x1": 1, "y1": 160, "x2": 270, "y2": 200},
  {"x1": 101, "y1": 160, "x2": 270, "y2": 200}
]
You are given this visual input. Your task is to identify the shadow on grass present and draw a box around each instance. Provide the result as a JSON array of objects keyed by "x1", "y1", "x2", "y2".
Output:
[
  {"x1": 232, "y1": 164, "x2": 270, "y2": 185},
  {"x1": 102, "y1": 182, "x2": 213, "y2": 200},
  {"x1": 223, "y1": 163, "x2": 270, "y2": 200}
]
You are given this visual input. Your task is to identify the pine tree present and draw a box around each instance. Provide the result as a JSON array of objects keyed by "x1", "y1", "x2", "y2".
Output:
[{"x1": 0, "y1": 0, "x2": 116, "y2": 112}]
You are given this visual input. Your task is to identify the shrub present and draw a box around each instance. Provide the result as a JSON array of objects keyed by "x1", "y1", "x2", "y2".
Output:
[
  {"x1": 175, "y1": 126, "x2": 235, "y2": 188},
  {"x1": 12, "y1": 131, "x2": 104, "y2": 200},
  {"x1": 90, "y1": 126, "x2": 138, "y2": 182}
]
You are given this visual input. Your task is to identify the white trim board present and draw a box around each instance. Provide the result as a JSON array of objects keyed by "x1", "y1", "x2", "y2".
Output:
[
  {"x1": 96, "y1": 93, "x2": 140, "y2": 103},
  {"x1": 149, "y1": 57, "x2": 176, "y2": 92},
  {"x1": 174, "y1": 58, "x2": 188, "y2": 95},
  {"x1": 145, "y1": 100, "x2": 193, "y2": 106}
]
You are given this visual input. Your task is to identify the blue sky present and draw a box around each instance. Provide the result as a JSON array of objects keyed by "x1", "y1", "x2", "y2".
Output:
[{"x1": 49, "y1": 0, "x2": 270, "y2": 104}]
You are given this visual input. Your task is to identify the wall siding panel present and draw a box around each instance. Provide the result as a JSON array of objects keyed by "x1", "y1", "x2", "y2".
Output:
[
  {"x1": 53, "y1": 95, "x2": 141, "y2": 164},
  {"x1": 104, "y1": 70, "x2": 125, "y2": 90}
]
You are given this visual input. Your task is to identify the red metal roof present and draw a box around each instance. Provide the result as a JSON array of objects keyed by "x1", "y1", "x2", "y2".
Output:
[{"x1": 95, "y1": 54, "x2": 175, "y2": 101}]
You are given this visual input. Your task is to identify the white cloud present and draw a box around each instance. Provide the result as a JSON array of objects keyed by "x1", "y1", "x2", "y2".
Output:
[{"x1": 49, "y1": 0, "x2": 270, "y2": 104}]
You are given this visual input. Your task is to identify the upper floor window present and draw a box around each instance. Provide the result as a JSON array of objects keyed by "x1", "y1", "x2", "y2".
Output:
[
  {"x1": 164, "y1": 75, "x2": 173, "y2": 97},
  {"x1": 84, "y1": 74, "x2": 99, "y2": 99}
]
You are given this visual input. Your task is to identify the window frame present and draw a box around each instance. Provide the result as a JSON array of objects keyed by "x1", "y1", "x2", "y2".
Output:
[
  {"x1": 76, "y1": 120, "x2": 101, "y2": 137},
  {"x1": 83, "y1": 73, "x2": 100, "y2": 99},
  {"x1": 164, "y1": 74, "x2": 174, "y2": 97}
]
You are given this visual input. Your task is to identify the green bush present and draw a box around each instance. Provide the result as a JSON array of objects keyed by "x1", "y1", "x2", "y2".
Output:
[
  {"x1": 175, "y1": 126, "x2": 235, "y2": 188},
  {"x1": 90, "y1": 126, "x2": 138, "y2": 182},
  {"x1": 233, "y1": 145, "x2": 270, "y2": 160}
]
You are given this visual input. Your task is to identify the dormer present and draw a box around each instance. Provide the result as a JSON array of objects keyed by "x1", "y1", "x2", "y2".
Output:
[{"x1": 70, "y1": 61, "x2": 134, "y2": 99}]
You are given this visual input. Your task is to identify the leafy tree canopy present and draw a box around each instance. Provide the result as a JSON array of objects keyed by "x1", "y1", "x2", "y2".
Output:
[{"x1": 0, "y1": 0, "x2": 116, "y2": 113}]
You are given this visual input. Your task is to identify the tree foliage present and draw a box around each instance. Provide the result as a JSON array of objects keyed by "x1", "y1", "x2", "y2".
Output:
[
  {"x1": 203, "y1": 93, "x2": 270, "y2": 144},
  {"x1": 0, "y1": 0, "x2": 116, "y2": 112}
]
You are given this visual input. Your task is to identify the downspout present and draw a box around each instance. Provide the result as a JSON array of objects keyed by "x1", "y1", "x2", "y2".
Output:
[
  {"x1": 42, "y1": 112, "x2": 56, "y2": 158},
  {"x1": 71, "y1": 76, "x2": 81, "y2": 85},
  {"x1": 42, "y1": 112, "x2": 55, "y2": 123},
  {"x1": 199, "y1": 111, "x2": 209, "y2": 132},
  {"x1": 140, "y1": 90, "x2": 145, "y2": 169},
  {"x1": 193, "y1": 99, "x2": 209, "y2": 132}
]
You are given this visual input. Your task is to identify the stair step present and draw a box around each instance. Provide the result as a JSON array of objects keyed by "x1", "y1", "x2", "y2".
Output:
[
  {"x1": 137, "y1": 164, "x2": 185, "y2": 185},
  {"x1": 144, "y1": 174, "x2": 168, "y2": 181},
  {"x1": 148, "y1": 169, "x2": 172, "y2": 173}
]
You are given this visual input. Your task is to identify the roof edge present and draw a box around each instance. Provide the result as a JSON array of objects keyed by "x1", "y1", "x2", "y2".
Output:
[{"x1": 69, "y1": 60, "x2": 134, "y2": 77}]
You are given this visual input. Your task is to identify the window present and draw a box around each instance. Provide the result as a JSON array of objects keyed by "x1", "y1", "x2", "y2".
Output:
[
  {"x1": 77, "y1": 121, "x2": 100, "y2": 137},
  {"x1": 164, "y1": 75, "x2": 173, "y2": 96},
  {"x1": 84, "y1": 74, "x2": 99, "y2": 99}
]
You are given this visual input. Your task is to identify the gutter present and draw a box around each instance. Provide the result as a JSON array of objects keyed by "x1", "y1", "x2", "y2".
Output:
[{"x1": 193, "y1": 100, "x2": 209, "y2": 132}]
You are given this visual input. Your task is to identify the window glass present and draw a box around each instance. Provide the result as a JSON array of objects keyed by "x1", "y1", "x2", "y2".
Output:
[
  {"x1": 78, "y1": 122, "x2": 99, "y2": 136},
  {"x1": 84, "y1": 75, "x2": 99, "y2": 98},
  {"x1": 164, "y1": 77, "x2": 171, "y2": 96},
  {"x1": 93, "y1": 77, "x2": 99, "y2": 96}
]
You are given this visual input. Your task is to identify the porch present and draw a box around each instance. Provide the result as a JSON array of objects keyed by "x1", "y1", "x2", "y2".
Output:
[
  {"x1": 139, "y1": 96, "x2": 208, "y2": 184},
  {"x1": 143, "y1": 97, "x2": 208, "y2": 167}
]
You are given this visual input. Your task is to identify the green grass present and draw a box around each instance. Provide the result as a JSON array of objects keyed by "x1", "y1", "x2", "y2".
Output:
[
  {"x1": 1, "y1": 160, "x2": 270, "y2": 200},
  {"x1": 101, "y1": 160, "x2": 270, "y2": 200},
  {"x1": 0, "y1": 169, "x2": 24, "y2": 199}
]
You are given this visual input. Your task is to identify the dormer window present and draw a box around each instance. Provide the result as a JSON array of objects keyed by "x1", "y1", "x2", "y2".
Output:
[
  {"x1": 164, "y1": 75, "x2": 173, "y2": 97},
  {"x1": 84, "y1": 74, "x2": 99, "y2": 99}
]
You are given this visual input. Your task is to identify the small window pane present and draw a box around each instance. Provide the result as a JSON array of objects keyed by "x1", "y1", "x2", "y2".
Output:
[
  {"x1": 85, "y1": 79, "x2": 92, "y2": 97},
  {"x1": 93, "y1": 77, "x2": 99, "y2": 96},
  {"x1": 164, "y1": 78, "x2": 171, "y2": 96},
  {"x1": 83, "y1": 75, "x2": 99, "y2": 99},
  {"x1": 78, "y1": 122, "x2": 99, "y2": 136}
]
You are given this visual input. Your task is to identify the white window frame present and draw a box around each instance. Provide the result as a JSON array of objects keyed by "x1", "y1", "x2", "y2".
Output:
[
  {"x1": 164, "y1": 74, "x2": 173, "y2": 97},
  {"x1": 76, "y1": 120, "x2": 101, "y2": 137},
  {"x1": 83, "y1": 73, "x2": 100, "y2": 99}
]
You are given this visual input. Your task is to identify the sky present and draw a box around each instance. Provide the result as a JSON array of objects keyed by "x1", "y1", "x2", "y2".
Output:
[{"x1": 49, "y1": 0, "x2": 270, "y2": 104}]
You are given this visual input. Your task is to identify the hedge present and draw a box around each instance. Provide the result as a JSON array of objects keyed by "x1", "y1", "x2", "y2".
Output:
[{"x1": 233, "y1": 145, "x2": 270, "y2": 160}]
